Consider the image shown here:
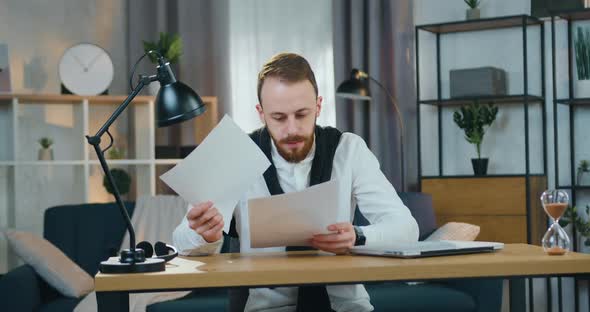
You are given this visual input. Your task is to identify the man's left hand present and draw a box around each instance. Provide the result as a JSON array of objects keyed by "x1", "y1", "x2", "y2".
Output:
[{"x1": 310, "y1": 222, "x2": 356, "y2": 254}]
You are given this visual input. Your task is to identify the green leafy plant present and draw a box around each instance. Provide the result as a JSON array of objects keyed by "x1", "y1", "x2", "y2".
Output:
[
  {"x1": 38, "y1": 137, "x2": 53, "y2": 149},
  {"x1": 574, "y1": 27, "x2": 590, "y2": 80},
  {"x1": 579, "y1": 160, "x2": 590, "y2": 173},
  {"x1": 578, "y1": 160, "x2": 590, "y2": 185},
  {"x1": 143, "y1": 32, "x2": 183, "y2": 64},
  {"x1": 108, "y1": 146, "x2": 126, "y2": 160},
  {"x1": 559, "y1": 204, "x2": 590, "y2": 247},
  {"x1": 104, "y1": 147, "x2": 130, "y2": 196},
  {"x1": 103, "y1": 168, "x2": 132, "y2": 196},
  {"x1": 464, "y1": 0, "x2": 481, "y2": 9},
  {"x1": 453, "y1": 102, "x2": 498, "y2": 159}
]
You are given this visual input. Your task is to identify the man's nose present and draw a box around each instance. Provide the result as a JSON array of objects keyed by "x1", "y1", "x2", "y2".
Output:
[{"x1": 286, "y1": 116, "x2": 298, "y2": 134}]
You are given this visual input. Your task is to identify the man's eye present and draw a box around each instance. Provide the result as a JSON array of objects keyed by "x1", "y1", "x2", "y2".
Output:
[
  {"x1": 274, "y1": 116, "x2": 286, "y2": 121},
  {"x1": 296, "y1": 113, "x2": 307, "y2": 119}
]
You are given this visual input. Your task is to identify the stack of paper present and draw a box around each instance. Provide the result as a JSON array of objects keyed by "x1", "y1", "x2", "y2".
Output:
[
  {"x1": 160, "y1": 115, "x2": 270, "y2": 233},
  {"x1": 248, "y1": 180, "x2": 348, "y2": 248}
]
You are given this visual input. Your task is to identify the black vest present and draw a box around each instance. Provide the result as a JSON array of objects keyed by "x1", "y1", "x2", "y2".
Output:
[
  {"x1": 226, "y1": 125, "x2": 342, "y2": 312},
  {"x1": 227, "y1": 125, "x2": 343, "y2": 239}
]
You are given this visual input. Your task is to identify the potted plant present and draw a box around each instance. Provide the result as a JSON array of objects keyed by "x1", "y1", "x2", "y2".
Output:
[
  {"x1": 38, "y1": 137, "x2": 54, "y2": 161},
  {"x1": 108, "y1": 146, "x2": 126, "y2": 160},
  {"x1": 577, "y1": 160, "x2": 590, "y2": 186},
  {"x1": 560, "y1": 204, "x2": 590, "y2": 248},
  {"x1": 453, "y1": 101, "x2": 498, "y2": 175},
  {"x1": 103, "y1": 146, "x2": 132, "y2": 198},
  {"x1": 574, "y1": 27, "x2": 590, "y2": 98},
  {"x1": 464, "y1": 0, "x2": 482, "y2": 20},
  {"x1": 143, "y1": 32, "x2": 183, "y2": 95},
  {"x1": 103, "y1": 168, "x2": 131, "y2": 197}
]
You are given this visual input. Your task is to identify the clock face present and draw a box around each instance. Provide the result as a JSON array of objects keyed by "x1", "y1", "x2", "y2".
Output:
[{"x1": 58, "y1": 43, "x2": 114, "y2": 96}]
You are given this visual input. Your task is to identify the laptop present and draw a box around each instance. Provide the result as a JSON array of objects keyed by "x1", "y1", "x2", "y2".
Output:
[{"x1": 350, "y1": 240, "x2": 504, "y2": 258}]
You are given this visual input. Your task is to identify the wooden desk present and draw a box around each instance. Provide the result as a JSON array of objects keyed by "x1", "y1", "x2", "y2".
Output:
[{"x1": 95, "y1": 244, "x2": 590, "y2": 311}]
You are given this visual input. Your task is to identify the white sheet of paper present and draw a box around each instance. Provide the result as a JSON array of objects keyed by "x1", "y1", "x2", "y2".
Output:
[
  {"x1": 160, "y1": 115, "x2": 270, "y2": 232},
  {"x1": 248, "y1": 180, "x2": 349, "y2": 248}
]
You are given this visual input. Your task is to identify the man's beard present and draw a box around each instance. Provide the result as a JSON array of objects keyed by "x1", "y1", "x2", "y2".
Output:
[{"x1": 270, "y1": 129, "x2": 315, "y2": 163}]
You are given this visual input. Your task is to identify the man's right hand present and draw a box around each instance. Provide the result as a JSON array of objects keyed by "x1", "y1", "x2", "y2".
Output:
[{"x1": 187, "y1": 201, "x2": 224, "y2": 243}]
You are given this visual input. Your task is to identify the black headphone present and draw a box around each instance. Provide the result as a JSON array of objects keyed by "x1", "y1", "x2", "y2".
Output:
[{"x1": 136, "y1": 241, "x2": 178, "y2": 262}]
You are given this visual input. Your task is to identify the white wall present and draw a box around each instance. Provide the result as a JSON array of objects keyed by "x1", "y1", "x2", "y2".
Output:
[{"x1": 0, "y1": 0, "x2": 128, "y2": 95}]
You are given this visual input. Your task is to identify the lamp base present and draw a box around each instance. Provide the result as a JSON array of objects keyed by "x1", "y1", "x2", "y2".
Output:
[{"x1": 99, "y1": 257, "x2": 166, "y2": 274}]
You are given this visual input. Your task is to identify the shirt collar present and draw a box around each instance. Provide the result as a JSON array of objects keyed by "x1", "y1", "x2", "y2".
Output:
[{"x1": 270, "y1": 135, "x2": 316, "y2": 168}]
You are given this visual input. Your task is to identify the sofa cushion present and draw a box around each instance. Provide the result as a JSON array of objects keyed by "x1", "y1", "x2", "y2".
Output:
[
  {"x1": 366, "y1": 282, "x2": 476, "y2": 312},
  {"x1": 0, "y1": 265, "x2": 43, "y2": 311},
  {"x1": 44, "y1": 202, "x2": 135, "y2": 276},
  {"x1": 425, "y1": 222, "x2": 480, "y2": 241},
  {"x1": 4, "y1": 229, "x2": 94, "y2": 298},
  {"x1": 353, "y1": 192, "x2": 437, "y2": 241},
  {"x1": 39, "y1": 297, "x2": 82, "y2": 312}
]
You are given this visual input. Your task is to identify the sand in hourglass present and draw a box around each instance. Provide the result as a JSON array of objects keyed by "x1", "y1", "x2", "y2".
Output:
[
  {"x1": 545, "y1": 203, "x2": 567, "y2": 220},
  {"x1": 544, "y1": 203, "x2": 568, "y2": 255}
]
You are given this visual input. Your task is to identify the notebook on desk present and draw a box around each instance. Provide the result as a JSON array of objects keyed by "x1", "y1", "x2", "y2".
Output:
[{"x1": 350, "y1": 240, "x2": 504, "y2": 258}]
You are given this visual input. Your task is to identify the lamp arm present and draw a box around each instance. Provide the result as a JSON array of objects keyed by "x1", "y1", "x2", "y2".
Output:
[
  {"x1": 85, "y1": 75, "x2": 156, "y2": 253},
  {"x1": 367, "y1": 75, "x2": 406, "y2": 192},
  {"x1": 93, "y1": 75, "x2": 156, "y2": 138},
  {"x1": 367, "y1": 76, "x2": 404, "y2": 133}
]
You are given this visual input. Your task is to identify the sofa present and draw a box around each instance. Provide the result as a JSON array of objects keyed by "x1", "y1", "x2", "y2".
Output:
[{"x1": 0, "y1": 193, "x2": 502, "y2": 311}]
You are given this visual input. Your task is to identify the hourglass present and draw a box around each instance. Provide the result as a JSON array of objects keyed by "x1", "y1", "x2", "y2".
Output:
[{"x1": 540, "y1": 190, "x2": 571, "y2": 255}]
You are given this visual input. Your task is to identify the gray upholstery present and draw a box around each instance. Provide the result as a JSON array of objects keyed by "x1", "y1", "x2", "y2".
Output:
[{"x1": 398, "y1": 192, "x2": 437, "y2": 240}]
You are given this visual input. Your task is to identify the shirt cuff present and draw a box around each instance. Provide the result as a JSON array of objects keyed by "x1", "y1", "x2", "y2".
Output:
[
  {"x1": 359, "y1": 225, "x2": 380, "y2": 248},
  {"x1": 180, "y1": 230, "x2": 224, "y2": 256}
]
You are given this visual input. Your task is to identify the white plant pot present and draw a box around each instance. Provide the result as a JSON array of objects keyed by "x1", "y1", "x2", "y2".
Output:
[
  {"x1": 578, "y1": 171, "x2": 590, "y2": 186},
  {"x1": 466, "y1": 8, "x2": 480, "y2": 20},
  {"x1": 575, "y1": 80, "x2": 590, "y2": 99},
  {"x1": 578, "y1": 235, "x2": 590, "y2": 254},
  {"x1": 38, "y1": 148, "x2": 53, "y2": 161}
]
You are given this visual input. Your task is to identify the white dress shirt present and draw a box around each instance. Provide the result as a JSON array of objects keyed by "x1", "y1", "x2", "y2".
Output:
[{"x1": 173, "y1": 132, "x2": 419, "y2": 312}]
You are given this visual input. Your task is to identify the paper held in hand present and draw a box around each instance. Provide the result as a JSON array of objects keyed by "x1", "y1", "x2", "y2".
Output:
[
  {"x1": 248, "y1": 180, "x2": 349, "y2": 248},
  {"x1": 160, "y1": 115, "x2": 271, "y2": 233}
]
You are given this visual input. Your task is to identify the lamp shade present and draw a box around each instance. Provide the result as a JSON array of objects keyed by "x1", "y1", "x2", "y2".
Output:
[
  {"x1": 156, "y1": 80, "x2": 207, "y2": 127},
  {"x1": 336, "y1": 69, "x2": 372, "y2": 101}
]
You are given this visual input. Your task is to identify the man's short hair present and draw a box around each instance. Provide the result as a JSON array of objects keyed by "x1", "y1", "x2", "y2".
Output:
[{"x1": 257, "y1": 52, "x2": 318, "y2": 104}]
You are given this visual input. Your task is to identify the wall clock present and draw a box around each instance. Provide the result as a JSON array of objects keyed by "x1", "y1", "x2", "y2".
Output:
[{"x1": 58, "y1": 43, "x2": 114, "y2": 95}]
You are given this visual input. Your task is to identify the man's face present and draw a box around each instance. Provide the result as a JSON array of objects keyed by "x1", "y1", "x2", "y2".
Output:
[{"x1": 257, "y1": 76, "x2": 322, "y2": 163}]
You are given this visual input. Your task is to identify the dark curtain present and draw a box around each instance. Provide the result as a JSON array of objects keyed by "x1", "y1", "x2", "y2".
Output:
[
  {"x1": 333, "y1": 0, "x2": 417, "y2": 191},
  {"x1": 127, "y1": 0, "x2": 231, "y2": 146}
]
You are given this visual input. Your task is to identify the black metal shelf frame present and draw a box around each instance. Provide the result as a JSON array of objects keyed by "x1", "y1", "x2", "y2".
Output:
[
  {"x1": 416, "y1": 15, "x2": 547, "y2": 183},
  {"x1": 551, "y1": 8, "x2": 590, "y2": 312},
  {"x1": 415, "y1": 14, "x2": 547, "y2": 312}
]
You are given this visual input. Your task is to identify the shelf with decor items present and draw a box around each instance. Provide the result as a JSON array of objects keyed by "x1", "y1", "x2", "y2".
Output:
[
  {"x1": 0, "y1": 94, "x2": 218, "y2": 274},
  {"x1": 551, "y1": 8, "x2": 590, "y2": 251},
  {"x1": 415, "y1": 14, "x2": 547, "y2": 243},
  {"x1": 551, "y1": 8, "x2": 590, "y2": 312},
  {"x1": 416, "y1": 15, "x2": 548, "y2": 312}
]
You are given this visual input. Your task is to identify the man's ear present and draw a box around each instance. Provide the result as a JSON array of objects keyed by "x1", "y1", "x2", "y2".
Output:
[
  {"x1": 256, "y1": 104, "x2": 265, "y2": 125},
  {"x1": 316, "y1": 96, "x2": 323, "y2": 117}
]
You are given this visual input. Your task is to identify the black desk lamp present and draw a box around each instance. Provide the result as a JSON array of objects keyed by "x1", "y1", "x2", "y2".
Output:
[
  {"x1": 86, "y1": 50, "x2": 206, "y2": 273},
  {"x1": 336, "y1": 69, "x2": 405, "y2": 192}
]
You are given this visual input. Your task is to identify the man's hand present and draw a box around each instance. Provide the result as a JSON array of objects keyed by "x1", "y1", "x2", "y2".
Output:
[
  {"x1": 310, "y1": 222, "x2": 356, "y2": 254},
  {"x1": 186, "y1": 201, "x2": 224, "y2": 243}
]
